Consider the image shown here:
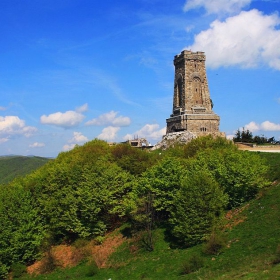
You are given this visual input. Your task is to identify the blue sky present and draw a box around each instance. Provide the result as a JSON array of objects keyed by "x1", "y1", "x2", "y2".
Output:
[{"x1": 0, "y1": 0, "x2": 280, "y2": 157}]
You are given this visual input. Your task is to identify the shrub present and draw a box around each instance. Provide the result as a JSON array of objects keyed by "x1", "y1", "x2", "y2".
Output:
[
  {"x1": 0, "y1": 262, "x2": 8, "y2": 279},
  {"x1": 10, "y1": 262, "x2": 26, "y2": 278},
  {"x1": 180, "y1": 254, "x2": 204, "y2": 275},
  {"x1": 84, "y1": 261, "x2": 99, "y2": 277},
  {"x1": 40, "y1": 250, "x2": 57, "y2": 274},
  {"x1": 203, "y1": 232, "x2": 227, "y2": 255}
]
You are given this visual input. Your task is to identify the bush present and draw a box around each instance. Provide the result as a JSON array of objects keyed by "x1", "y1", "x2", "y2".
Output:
[
  {"x1": 84, "y1": 261, "x2": 99, "y2": 277},
  {"x1": 180, "y1": 254, "x2": 204, "y2": 275},
  {"x1": 203, "y1": 232, "x2": 227, "y2": 255},
  {"x1": 10, "y1": 262, "x2": 26, "y2": 278},
  {"x1": 40, "y1": 250, "x2": 57, "y2": 274},
  {"x1": 0, "y1": 262, "x2": 8, "y2": 279}
]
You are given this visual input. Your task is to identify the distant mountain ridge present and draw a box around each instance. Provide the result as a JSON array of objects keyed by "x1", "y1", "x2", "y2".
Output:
[{"x1": 0, "y1": 155, "x2": 51, "y2": 184}]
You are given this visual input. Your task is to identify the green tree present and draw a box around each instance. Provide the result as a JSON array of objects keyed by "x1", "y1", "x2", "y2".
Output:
[
  {"x1": 188, "y1": 149, "x2": 268, "y2": 208},
  {"x1": 0, "y1": 185, "x2": 45, "y2": 277},
  {"x1": 135, "y1": 157, "x2": 186, "y2": 218},
  {"x1": 111, "y1": 143, "x2": 158, "y2": 175},
  {"x1": 183, "y1": 135, "x2": 236, "y2": 158},
  {"x1": 169, "y1": 170, "x2": 227, "y2": 247}
]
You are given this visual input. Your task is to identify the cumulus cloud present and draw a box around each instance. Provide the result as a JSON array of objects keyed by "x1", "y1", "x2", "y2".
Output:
[
  {"x1": 98, "y1": 126, "x2": 120, "y2": 141},
  {"x1": 86, "y1": 111, "x2": 131, "y2": 127},
  {"x1": 183, "y1": 0, "x2": 251, "y2": 15},
  {"x1": 40, "y1": 110, "x2": 85, "y2": 128},
  {"x1": 244, "y1": 121, "x2": 280, "y2": 132},
  {"x1": 62, "y1": 131, "x2": 89, "y2": 151},
  {"x1": 62, "y1": 143, "x2": 76, "y2": 151},
  {"x1": 29, "y1": 142, "x2": 45, "y2": 148},
  {"x1": 185, "y1": 9, "x2": 280, "y2": 70},
  {"x1": 69, "y1": 132, "x2": 89, "y2": 143},
  {"x1": 0, "y1": 116, "x2": 37, "y2": 143},
  {"x1": 124, "y1": 124, "x2": 166, "y2": 141}
]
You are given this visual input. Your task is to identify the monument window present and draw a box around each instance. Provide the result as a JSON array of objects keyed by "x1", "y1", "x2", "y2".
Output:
[
  {"x1": 193, "y1": 77, "x2": 202, "y2": 105},
  {"x1": 175, "y1": 77, "x2": 183, "y2": 107}
]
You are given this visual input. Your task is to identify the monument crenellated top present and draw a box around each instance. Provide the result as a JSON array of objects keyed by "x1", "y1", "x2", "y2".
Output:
[{"x1": 174, "y1": 50, "x2": 206, "y2": 63}]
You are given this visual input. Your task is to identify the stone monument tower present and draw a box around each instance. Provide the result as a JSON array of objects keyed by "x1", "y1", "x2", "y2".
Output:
[{"x1": 166, "y1": 50, "x2": 222, "y2": 137}]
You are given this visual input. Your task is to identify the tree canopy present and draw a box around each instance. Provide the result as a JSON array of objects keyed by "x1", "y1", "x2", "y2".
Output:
[{"x1": 0, "y1": 137, "x2": 270, "y2": 278}]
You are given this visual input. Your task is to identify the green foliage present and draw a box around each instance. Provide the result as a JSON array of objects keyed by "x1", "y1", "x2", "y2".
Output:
[
  {"x1": 7, "y1": 152, "x2": 280, "y2": 280},
  {"x1": 111, "y1": 143, "x2": 158, "y2": 175},
  {"x1": 189, "y1": 148, "x2": 268, "y2": 208},
  {"x1": 14, "y1": 139, "x2": 133, "y2": 242},
  {"x1": 203, "y1": 232, "x2": 227, "y2": 255},
  {"x1": 170, "y1": 170, "x2": 228, "y2": 247},
  {"x1": 10, "y1": 262, "x2": 27, "y2": 278},
  {"x1": 272, "y1": 244, "x2": 280, "y2": 265},
  {"x1": 0, "y1": 262, "x2": 8, "y2": 280},
  {"x1": 0, "y1": 185, "x2": 45, "y2": 279},
  {"x1": 183, "y1": 135, "x2": 236, "y2": 158},
  {"x1": 136, "y1": 157, "x2": 185, "y2": 216},
  {"x1": 233, "y1": 128, "x2": 279, "y2": 144},
  {"x1": 84, "y1": 261, "x2": 99, "y2": 277},
  {"x1": 0, "y1": 156, "x2": 50, "y2": 184},
  {"x1": 180, "y1": 254, "x2": 204, "y2": 275},
  {"x1": 258, "y1": 152, "x2": 280, "y2": 182},
  {"x1": 233, "y1": 128, "x2": 253, "y2": 143}
]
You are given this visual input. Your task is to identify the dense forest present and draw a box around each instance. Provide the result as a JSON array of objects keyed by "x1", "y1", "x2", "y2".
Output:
[
  {"x1": 0, "y1": 156, "x2": 51, "y2": 184},
  {"x1": 0, "y1": 136, "x2": 272, "y2": 279}
]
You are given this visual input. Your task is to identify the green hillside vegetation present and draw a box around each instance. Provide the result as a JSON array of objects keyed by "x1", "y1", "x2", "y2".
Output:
[
  {"x1": 0, "y1": 156, "x2": 51, "y2": 184},
  {"x1": 0, "y1": 136, "x2": 279, "y2": 279}
]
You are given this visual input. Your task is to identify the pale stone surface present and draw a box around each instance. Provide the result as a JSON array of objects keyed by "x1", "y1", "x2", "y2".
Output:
[
  {"x1": 166, "y1": 50, "x2": 223, "y2": 137},
  {"x1": 152, "y1": 131, "x2": 196, "y2": 150},
  {"x1": 154, "y1": 50, "x2": 224, "y2": 149}
]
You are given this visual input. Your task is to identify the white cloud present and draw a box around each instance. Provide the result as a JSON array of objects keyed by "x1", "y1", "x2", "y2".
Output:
[
  {"x1": 29, "y1": 142, "x2": 45, "y2": 148},
  {"x1": 244, "y1": 121, "x2": 280, "y2": 132},
  {"x1": 76, "y1": 103, "x2": 88, "y2": 113},
  {"x1": 0, "y1": 106, "x2": 6, "y2": 111},
  {"x1": 62, "y1": 132, "x2": 89, "y2": 152},
  {"x1": 62, "y1": 143, "x2": 76, "y2": 151},
  {"x1": 86, "y1": 111, "x2": 131, "y2": 127},
  {"x1": 186, "y1": 9, "x2": 280, "y2": 70},
  {"x1": 183, "y1": 0, "x2": 251, "y2": 15},
  {"x1": 124, "y1": 124, "x2": 166, "y2": 141},
  {"x1": 0, "y1": 116, "x2": 37, "y2": 143},
  {"x1": 226, "y1": 134, "x2": 234, "y2": 140},
  {"x1": 98, "y1": 126, "x2": 120, "y2": 141},
  {"x1": 40, "y1": 110, "x2": 85, "y2": 128},
  {"x1": 244, "y1": 121, "x2": 260, "y2": 132},
  {"x1": 69, "y1": 132, "x2": 89, "y2": 143}
]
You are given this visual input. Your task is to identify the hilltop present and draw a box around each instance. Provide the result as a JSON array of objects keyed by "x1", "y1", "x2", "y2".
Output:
[
  {"x1": 1, "y1": 137, "x2": 280, "y2": 279},
  {"x1": 0, "y1": 156, "x2": 51, "y2": 184}
]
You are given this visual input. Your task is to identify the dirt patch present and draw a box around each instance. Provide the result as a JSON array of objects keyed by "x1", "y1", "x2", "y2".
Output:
[
  {"x1": 225, "y1": 204, "x2": 250, "y2": 229},
  {"x1": 27, "y1": 231, "x2": 126, "y2": 276},
  {"x1": 27, "y1": 245, "x2": 85, "y2": 275},
  {"x1": 91, "y1": 234, "x2": 125, "y2": 268}
]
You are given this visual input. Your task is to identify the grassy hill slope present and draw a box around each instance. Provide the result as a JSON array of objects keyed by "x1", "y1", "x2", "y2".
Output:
[
  {"x1": 23, "y1": 152, "x2": 280, "y2": 280},
  {"x1": 0, "y1": 156, "x2": 51, "y2": 184}
]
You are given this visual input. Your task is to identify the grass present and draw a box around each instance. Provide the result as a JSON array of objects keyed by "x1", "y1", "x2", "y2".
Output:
[
  {"x1": 0, "y1": 156, "x2": 51, "y2": 184},
  {"x1": 21, "y1": 152, "x2": 280, "y2": 279}
]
